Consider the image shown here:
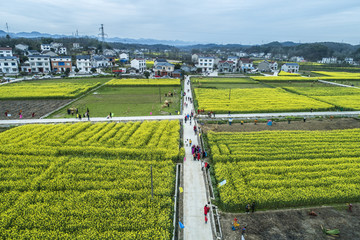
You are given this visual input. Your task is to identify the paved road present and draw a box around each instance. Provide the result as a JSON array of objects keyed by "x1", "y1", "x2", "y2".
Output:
[{"x1": 182, "y1": 76, "x2": 214, "y2": 239}]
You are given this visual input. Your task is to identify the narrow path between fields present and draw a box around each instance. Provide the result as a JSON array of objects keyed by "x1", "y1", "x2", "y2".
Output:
[
  {"x1": 318, "y1": 79, "x2": 360, "y2": 88},
  {"x1": 182, "y1": 76, "x2": 214, "y2": 239}
]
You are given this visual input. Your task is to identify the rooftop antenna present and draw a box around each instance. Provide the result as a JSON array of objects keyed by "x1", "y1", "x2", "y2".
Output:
[{"x1": 98, "y1": 24, "x2": 108, "y2": 53}]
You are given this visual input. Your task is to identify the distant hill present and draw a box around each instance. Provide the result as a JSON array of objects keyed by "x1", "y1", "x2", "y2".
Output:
[{"x1": 0, "y1": 30, "x2": 198, "y2": 46}]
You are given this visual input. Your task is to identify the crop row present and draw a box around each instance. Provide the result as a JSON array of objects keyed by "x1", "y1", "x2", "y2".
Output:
[
  {"x1": 194, "y1": 88, "x2": 333, "y2": 113},
  {"x1": 106, "y1": 78, "x2": 180, "y2": 86},
  {"x1": 284, "y1": 86, "x2": 360, "y2": 110},
  {"x1": 207, "y1": 129, "x2": 360, "y2": 210},
  {"x1": 0, "y1": 121, "x2": 180, "y2": 238},
  {"x1": 0, "y1": 82, "x2": 100, "y2": 99}
]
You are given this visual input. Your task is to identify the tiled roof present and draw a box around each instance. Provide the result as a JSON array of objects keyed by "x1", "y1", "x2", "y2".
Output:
[
  {"x1": 0, "y1": 56, "x2": 17, "y2": 60},
  {"x1": 76, "y1": 55, "x2": 91, "y2": 59}
]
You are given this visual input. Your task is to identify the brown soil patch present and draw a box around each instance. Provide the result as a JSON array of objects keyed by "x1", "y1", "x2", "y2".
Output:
[
  {"x1": 221, "y1": 204, "x2": 360, "y2": 240},
  {"x1": 0, "y1": 99, "x2": 72, "y2": 119},
  {"x1": 201, "y1": 118, "x2": 360, "y2": 133}
]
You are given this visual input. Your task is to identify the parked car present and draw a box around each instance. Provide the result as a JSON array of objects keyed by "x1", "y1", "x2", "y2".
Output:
[
  {"x1": 43, "y1": 75, "x2": 52, "y2": 79},
  {"x1": 32, "y1": 75, "x2": 40, "y2": 80}
]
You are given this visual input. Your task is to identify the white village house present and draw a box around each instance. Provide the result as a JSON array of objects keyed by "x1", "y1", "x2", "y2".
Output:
[
  {"x1": 76, "y1": 55, "x2": 92, "y2": 74},
  {"x1": 0, "y1": 47, "x2": 13, "y2": 57},
  {"x1": 197, "y1": 57, "x2": 214, "y2": 73},
  {"x1": 131, "y1": 58, "x2": 146, "y2": 73},
  {"x1": 28, "y1": 55, "x2": 51, "y2": 73},
  {"x1": 0, "y1": 56, "x2": 19, "y2": 74},
  {"x1": 281, "y1": 63, "x2": 299, "y2": 73},
  {"x1": 92, "y1": 55, "x2": 109, "y2": 68}
]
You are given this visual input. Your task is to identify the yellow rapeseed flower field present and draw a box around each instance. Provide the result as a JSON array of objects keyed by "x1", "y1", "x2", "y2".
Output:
[
  {"x1": 106, "y1": 78, "x2": 180, "y2": 86},
  {"x1": 284, "y1": 87, "x2": 360, "y2": 110},
  {"x1": 194, "y1": 88, "x2": 333, "y2": 113},
  {"x1": 0, "y1": 82, "x2": 100, "y2": 99},
  {"x1": 0, "y1": 121, "x2": 181, "y2": 239},
  {"x1": 208, "y1": 129, "x2": 360, "y2": 210}
]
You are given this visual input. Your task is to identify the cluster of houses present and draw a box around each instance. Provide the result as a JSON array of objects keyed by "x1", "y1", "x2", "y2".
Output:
[
  {"x1": 0, "y1": 44, "x2": 124, "y2": 75},
  {"x1": 130, "y1": 58, "x2": 182, "y2": 78},
  {"x1": 1, "y1": 41, "x2": 358, "y2": 77},
  {"x1": 191, "y1": 54, "x2": 299, "y2": 74}
]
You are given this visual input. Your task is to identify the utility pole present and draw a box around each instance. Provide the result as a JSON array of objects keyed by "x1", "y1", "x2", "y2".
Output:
[
  {"x1": 5, "y1": 23, "x2": 10, "y2": 40},
  {"x1": 151, "y1": 165, "x2": 153, "y2": 199},
  {"x1": 98, "y1": 24, "x2": 107, "y2": 54},
  {"x1": 159, "y1": 87, "x2": 162, "y2": 103}
]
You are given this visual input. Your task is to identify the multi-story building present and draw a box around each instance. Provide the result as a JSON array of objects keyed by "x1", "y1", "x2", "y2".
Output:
[
  {"x1": 240, "y1": 58, "x2": 254, "y2": 72},
  {"x1": 40, "y1": 44, "x2": 51, "y2": 51},
  {"x1": 119, "y1": 53, "x2": 129, "y2": 62},
  {"x1": 345, "y1": 58, "x2": 354, "y2": 65},
  {"x1": 58, "y1": 47, "x2": 67, "y2": 55},
  {"x1": 28, "y1": 55, "x2": 51, "y2": 73},
  {"x1": 218, "y1": 61, "x2": 235, "y2": 73},
  {"x1": 154, "y1": 62, "x2": 175, "y2": 76},
  {"x1": 0, "y1": 47, "x2": 13, "y2": 57},
  {"x1": 21, "y1": 62, "x2": 31, "y2": 73},
  {"x1": 131, "y1": 58, "x2": 146, "y2": 72},
  {"x1": 92, "y1": 55, "x2": 109, "y2": 68},
  {"x1": 15, "y1": 44, "x2": 29, "y2": 52},
  {"x1": 51, "y1": 56, "x2": 72, "y2": 73},
  {"x1": 197, "y1": 57, "x2": 214, "y2": 73},
  {"x1": 321, "y1": 57, "x2": 337, "y2": 64},
  {"x1": 76, "y1": 55, "x2": 92, "y2": 73},
  {"x1": 257, "y1": 60, "x2": 278, "y2": 72},
  {"x1": 281, "y1": 63, "x2": 299, "y2": 73},
  {"x1": 0, "y1": 56, "x2": 19, "y2": 74},
  {"x1": 227, "y1": 56, "x2": 239, "y2": 71}
]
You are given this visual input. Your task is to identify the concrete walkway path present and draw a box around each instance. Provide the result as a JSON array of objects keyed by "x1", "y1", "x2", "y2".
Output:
[
  {"x1": 0, "y1": 115, "x2": 182, "y2": 126},
  {"x1": 182, "y1": 76, "x2": 214, "y2": 239},
  {"x1": 318, "y1": 80, "x2": 360, "y2": 89},
  {"x1": 198, "y1": 111, "x2": 360, "y2": 120}
]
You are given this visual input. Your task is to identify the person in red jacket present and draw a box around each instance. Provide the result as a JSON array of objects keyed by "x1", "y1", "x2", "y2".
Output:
[{"x1": 204, "y1": 204, "x2": 210, "y2": 216}]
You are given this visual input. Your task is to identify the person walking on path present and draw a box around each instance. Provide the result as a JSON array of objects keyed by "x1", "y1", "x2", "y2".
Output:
[
  {"x1": 245, "y1": 203, "x2": 250, "y2": 214},
  {"x1": 251, "y1": 201, "x2": 256, "y2": 213},
  {"x1": 204, "y1": 204, "x2": 210, "y2": 215},
  {"x1": 204, "y1": 204, "x2": 210, "y2": 223}
]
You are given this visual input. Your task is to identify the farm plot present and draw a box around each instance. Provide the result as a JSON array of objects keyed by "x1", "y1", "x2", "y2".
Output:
[
  {"x1": 191, "y1": 77, "x2": 262, "y2": 89},
  {"x1": 284, "y1": 86, "x2": 360, "y2": 110},
  {"x1": 207, "y1": 129, "x2": 360, "y2": 211},
  {"x1": 0, "y1": 81, "x2": 100, "y2": 100},
  {"x1": 0, "y1": 120, "x2": 181, "y2": 239},
  {"x1": 194, "y1": 88, "x2": 334, "y2": 113},
  {"x1": 106, "y1": 78, "x2": 180, "y2": 86}
]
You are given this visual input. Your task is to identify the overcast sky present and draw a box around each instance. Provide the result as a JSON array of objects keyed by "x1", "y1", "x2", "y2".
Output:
[{"x1": 1, "y1": 0, "x2": 360, "y2": 45}]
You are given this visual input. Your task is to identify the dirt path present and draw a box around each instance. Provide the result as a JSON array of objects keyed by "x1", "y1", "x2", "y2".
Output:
[
  {"x1": 201, "y1": 118, "x2": 360, "y2": 133},
  {"x1": 221, "y1": 204, "x2": 359, "y2": 240}
]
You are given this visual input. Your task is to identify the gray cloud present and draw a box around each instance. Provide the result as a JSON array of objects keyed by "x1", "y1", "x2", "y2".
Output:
[{"x1": 1, "y1": 0, "x2": 359, "y2": 44}]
